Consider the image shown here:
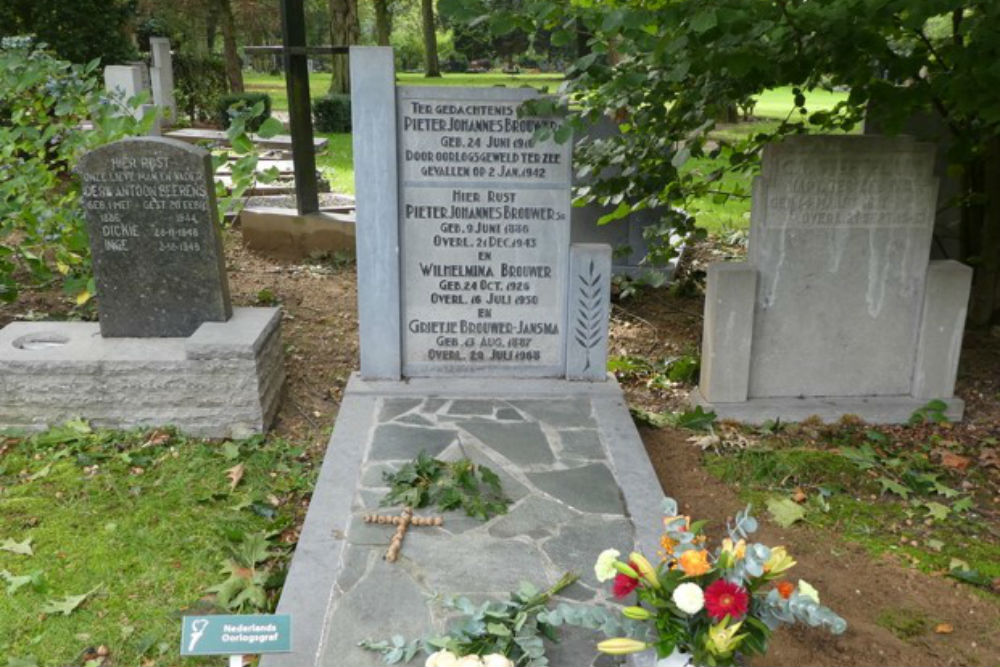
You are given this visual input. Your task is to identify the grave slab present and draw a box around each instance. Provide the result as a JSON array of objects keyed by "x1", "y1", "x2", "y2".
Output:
[{"x1": 262, "y1": 376, "x2": 662, "y2": 667}]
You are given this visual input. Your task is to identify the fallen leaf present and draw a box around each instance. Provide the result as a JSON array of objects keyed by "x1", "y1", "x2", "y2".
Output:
[
  {"x1": 144, "y1": 430, "x2": 171, "y2": 447},
  {"x1": 26, "y1": 464, "x2": 51, "y2": 482},
  {"x1": 934, "y1": 623, "x2": 954, "y2": 634},
  {"x1": 924, "y1": 501, "x2": 950, "y2": 521},
  {"x1": 226, "y1": 463, "x2": 246, "y2": 491},
  {"x1": 42, "y1": 585, "x2": 101, "y2": 616},
  {"x1": 1, "y1": 537, "x2": 33, "y2": 556},
  {"x1": 978, "y1": 448, "x2": 999, "y2": 469},
  {"x1": 221, "y1": 441, "x2": 241, "y2": 461},
  {"x1": 767, "y1": 497, "x2": 807, "y2": 528},
  {"x1": 0, "y1": 569, "x2": 33, "y2": 594},
  {"x1": 792, "y1": 487, "x2": 808, "y2": 503},
  {"x1": 940, "y1": 452, "x2": 971, "y2": 471},
  {"x1": 687, "y1": 433, "x2": 720, "y2": 450}
]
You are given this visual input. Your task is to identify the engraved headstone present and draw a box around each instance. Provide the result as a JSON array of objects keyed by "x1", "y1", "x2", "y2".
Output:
[
  {"x1": 351, "y1": 48, "x2": 611, "y2": 381},
  {"x1": 77, "y1": 137, "x2": 232, "y2": 337},
  {"x1": 397, "y1": 87, "x2": 572, "y2": 376},
  {"x1": 696, "y1": 135, "x2": 973, "y2": 422}
]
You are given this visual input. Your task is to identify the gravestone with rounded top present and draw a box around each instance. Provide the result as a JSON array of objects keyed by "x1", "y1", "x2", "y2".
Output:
[{"x1": 77, "y1": 137, "x2": 232, "y2": 337}]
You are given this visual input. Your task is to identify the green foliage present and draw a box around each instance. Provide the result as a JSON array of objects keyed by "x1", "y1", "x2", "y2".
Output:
[
  {"x1": 213, "y1": 103, "x2": 282, "y2": 223},
  {"x1": 608, "y1": 352, "x2": 701, "y2": 387},
  {"x1": 0, "y1": 0, "x2": 136, "y2": 66},
  {"x1": 380, "y1": 451, "x2": 510, "y2": 520},
  {"x1": 909, "y1": 399, "x2": 950, "y2": 425},
  {"x1": 360, "y1": 572, "x2": 579, "y2": 665},
  {"x1": 0, "y1": 37, "x2": 149, "y2": 304},
  {"x1": 313, "y1": 94, "x2": 353, "y2": 133},
  {"x1": 450, "y1": 0, "x2": 1000, "y2": 304},
  {"x1": 216, "y1": 92, "x2": 272, "y2": 132},
  {"x1": 173, "y1": 53, "x2": 228, "y2": 123},
  {"x1": 206, "y1": 532, "x2": 280, "y2": 612}
]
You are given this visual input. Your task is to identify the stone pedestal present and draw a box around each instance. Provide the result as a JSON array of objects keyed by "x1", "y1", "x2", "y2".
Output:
[
  {"x1": 239, "y1": 208, "x2": 356, "y2": 259},
  {"x1": 0, "y1": 308, "x2": 284, "y2": 438}
]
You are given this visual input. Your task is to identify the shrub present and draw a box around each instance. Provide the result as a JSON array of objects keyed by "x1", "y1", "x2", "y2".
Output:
[
  {"x1": 445, "y1": 53, "x2": 469, "y2": 73},
  {"x1": 216, "y1": 92, "x2": 272, "y2": 132},
  {"x1": 0, "y1": 37, "x2": 149, "y2": 304},
  {"x1": 0, "y1": 0, "x2": 136, "y2": 66},
  {"x1": 313, "y1": 94, "x2": 351, "y2": 133},
  {"x1": 173, "y1": 54, "x2": 227, "y2": 123}
]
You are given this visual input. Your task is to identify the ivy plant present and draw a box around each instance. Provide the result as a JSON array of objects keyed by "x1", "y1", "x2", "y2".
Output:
[{"x1": 380, "y1": 451, "x2": 510, "y2": 520}]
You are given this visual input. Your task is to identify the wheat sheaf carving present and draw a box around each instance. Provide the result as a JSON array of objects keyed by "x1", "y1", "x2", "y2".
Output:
[{"x1": 574, "y1": 259, "x2": 605, "y2": 372}]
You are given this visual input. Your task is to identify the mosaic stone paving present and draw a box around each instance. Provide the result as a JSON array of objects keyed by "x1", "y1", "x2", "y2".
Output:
[{"x1": 317, "y1": 397, "x2": 635, "y2": 667}]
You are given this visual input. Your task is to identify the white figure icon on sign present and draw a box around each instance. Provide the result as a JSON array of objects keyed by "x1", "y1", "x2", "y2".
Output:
[{"x1": 188, "y1": 618, "x2": 209, "y2": 651}]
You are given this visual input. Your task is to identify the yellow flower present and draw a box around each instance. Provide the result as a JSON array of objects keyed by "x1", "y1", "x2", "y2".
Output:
[
  {"x1": 629, "y1": 552, "x2": 661, "y2": 589},
  {"x1": 678, "y1": 549, "x2": 711, "y2": 577},
  {"x1": 705, "y1": 618, "x2": 747, "y2": 657},
  {"x1": 597, "y1": 638, "x2": 649, "y2": 655},
  {"x1": 659, "y1": 534, "x2": 678, "y2": 556},
  {"x1": 722, "y1": 538, "x2": 746, "y2": 559},
  {"x1": 763, "y1": 546, "x2": 796, "y2": 577}
]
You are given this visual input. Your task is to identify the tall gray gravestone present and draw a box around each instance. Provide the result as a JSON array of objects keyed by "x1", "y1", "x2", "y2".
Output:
[
  {"x1": 77, "y1": 137, "x2": 232, "y2": 337},
  {"x1": 695, "y1": 135, "x2": 973, "y2": 423}
]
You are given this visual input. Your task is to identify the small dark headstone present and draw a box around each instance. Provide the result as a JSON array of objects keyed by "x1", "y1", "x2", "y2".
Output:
[{"x1": 77, "y1": 137, "x2": 232, "y2": 337}]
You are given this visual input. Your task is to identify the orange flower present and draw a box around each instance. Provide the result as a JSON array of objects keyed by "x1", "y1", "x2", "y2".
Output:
[
  {"x1": 776, "y1": 580, "x2": 795, "y2": 599},
  {"x1": 660, "y1": 534, "x2": 678, "y2": 555},
  {"x1": 678, "y1": 549, "x2": 711, "y2": 576}
]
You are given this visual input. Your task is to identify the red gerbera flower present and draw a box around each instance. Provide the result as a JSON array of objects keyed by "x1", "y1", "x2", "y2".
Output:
[
  {"x1": 612, "y1": 561, "x2": 641, "y2": 598},
  {"x1": 704, "y1": 579, "x2": 749, "y2": 620}
]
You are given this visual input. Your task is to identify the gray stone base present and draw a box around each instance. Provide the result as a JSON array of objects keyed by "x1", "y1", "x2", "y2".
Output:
[
  {"x1": 690, "y1": 387, "x2": 965, "y2": 424},
  {"x1": 239, "y1": 207, "x2": 356, "y2": 259},
  {"x1": 0, "y1": 307, "x2": 284, "y2": 438},
  {"x1": 263, "y1": 374, "x2": 663, "y2": 667}
]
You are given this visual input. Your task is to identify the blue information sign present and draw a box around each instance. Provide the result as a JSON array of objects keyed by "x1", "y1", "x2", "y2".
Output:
[{"x1": 180, "y1": 614, "x2": 292, "y2": 656}]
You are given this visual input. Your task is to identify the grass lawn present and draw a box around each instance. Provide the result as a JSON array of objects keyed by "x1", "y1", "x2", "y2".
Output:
[{"x1": 0, "y1": 425, "x2": 314, "y2": 666}]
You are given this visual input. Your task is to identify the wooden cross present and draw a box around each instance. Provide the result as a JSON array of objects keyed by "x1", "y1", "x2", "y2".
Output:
[
  {"x1": 362, "y1": 506, "x2": 443, "y2": 562},
  {"x1": 243, "y1": 0, "x2": 349, "y2": 215}
]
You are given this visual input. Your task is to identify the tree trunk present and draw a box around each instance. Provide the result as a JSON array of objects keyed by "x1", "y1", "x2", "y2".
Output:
[
  {"x1": 966, "y1": 137, "x2": 1000, "y2": 326},
  {"x1": 329, "y1": 0, "x2": 360, "y2": 94},
  {"x1": 374, "y1": 0, "x2": 392, "y2": 46},
  {"x1": 218, "y1": 0, "x2": 243, "y2": 92},
  {"x1": 206, "y1": 3, "x2": 220, "y2": 55},
  {"x1": 420, "y1": 0, "x2": 441, "y2": 78}
]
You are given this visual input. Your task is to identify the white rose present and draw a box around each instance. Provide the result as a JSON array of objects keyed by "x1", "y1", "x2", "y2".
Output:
[
  {"x1": 426, "y1": 650, "x2": 459, "y2": 667},
  {"x1": 594, "y1": 548, "x2": 621, "y2": 582},
  {"x1": 672, "y1": 581, "x2": 705, "y2": 615},
  {"x1": 482, "y1": 654, "x2": 514, "y2": 667},
  {"x1": 455, "y1": 656, "x2": 484, "y2": 667}
]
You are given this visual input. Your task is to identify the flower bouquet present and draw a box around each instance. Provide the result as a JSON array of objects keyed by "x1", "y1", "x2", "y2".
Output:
[{"x1": 592, "y1": 498, "x2": 846, "y2": 666}]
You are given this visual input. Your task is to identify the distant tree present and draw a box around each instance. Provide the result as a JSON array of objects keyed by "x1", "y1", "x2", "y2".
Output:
[
  {"x1": 449, "y1": 0, "x2": 1000, "y2": 325},
  {"x1": 329, "y1": 0, "x2": 360, "y2": 93},
  {"x1": 0, "y1": 0, "x2": 137, "y2": 65},
  {"x1": 374, "y1": 0, "x2": 393, "y2": 46},
  {"x1": 215, "y1": 0, "x2": 244, "y2": 92},
  {"x1": 421, "y1": 0, "x2": 441, "y2": 77}
]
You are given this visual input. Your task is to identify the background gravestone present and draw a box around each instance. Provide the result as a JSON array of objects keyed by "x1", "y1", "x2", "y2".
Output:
[
  {"x1": 696, "y1": 135, "x2": 973, "y2": 422},
  {"x1": 77, "y1": 137, "x2": 232, "y2": 337}
]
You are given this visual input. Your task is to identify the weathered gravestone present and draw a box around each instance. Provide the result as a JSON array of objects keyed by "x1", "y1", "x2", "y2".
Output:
[
  {"x1": 261, "y1": 47, "x2": 664, "y2": 667},
  {"x1": 78, "y1": 137, "x2": 231, "y2": 337},
  {"x1": 0, "y1": 137, "x2": 284, "y2": 437},
  {"x1": 694, "y1": 135, "x2": 973, "y2": 423}
]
